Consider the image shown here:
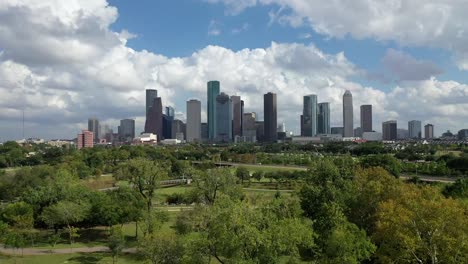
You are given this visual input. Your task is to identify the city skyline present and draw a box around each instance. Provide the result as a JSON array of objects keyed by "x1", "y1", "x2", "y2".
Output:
[{"x1": 1, "y1": 1, "x2": 468, "y2": 140}]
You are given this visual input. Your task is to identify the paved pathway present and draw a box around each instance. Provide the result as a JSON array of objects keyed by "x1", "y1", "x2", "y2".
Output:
[{"x1": 0, "y1": 245, "x2": 137, "y2": 256}]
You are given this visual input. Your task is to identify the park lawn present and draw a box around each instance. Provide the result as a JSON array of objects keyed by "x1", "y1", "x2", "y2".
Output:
[
  {"x1": 435, "y1": 150, "x2": 462, "y2": 157},
  {"x1": 0, "y1": 252, "x2": 142, "y2": 264}
]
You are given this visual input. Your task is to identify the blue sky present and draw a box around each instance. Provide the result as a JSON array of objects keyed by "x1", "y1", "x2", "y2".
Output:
[{"x1": 1, "y1": 0, "x2": 468, "y2": 140}]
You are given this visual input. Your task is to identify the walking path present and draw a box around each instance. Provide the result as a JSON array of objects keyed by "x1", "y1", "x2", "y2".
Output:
[{"x1": 0, "y1": 245, "x2": 137, "y2": 256}]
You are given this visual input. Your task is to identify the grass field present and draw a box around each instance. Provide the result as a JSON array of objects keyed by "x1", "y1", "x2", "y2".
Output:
[{"x1": 0, "y1": 252, "x2": 143, "y2": 264}]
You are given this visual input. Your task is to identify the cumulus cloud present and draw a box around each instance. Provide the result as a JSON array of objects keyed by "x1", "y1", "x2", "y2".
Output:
[
  {"x1": 381, "y1": 49, "x2": 443, "y2": 82},
  {"x1": 209, "y1": 0, "x2": 468, "y2": 70},
  {"x1": 0, "y1": 0, "x2": 467, "y2": 140}
]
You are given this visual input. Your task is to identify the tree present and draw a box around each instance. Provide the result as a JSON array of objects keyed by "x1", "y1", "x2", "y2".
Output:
[
  {"x1": 140, "y1": 233, "x2": 184, "y2": 264},
  {"x1": 443, "y1": 178, "x2": 468, "y2": 199},
  {"x1": 41, "y1": 201, "x2": 90, "y2": 248},
  {"x1": 373, "y1": 185, "x2": 468, "y2": 263},
  {"x1": 192, "y1": 168, "x2": 244, "y2": 205},
  {"x1": 108, "y1": 226, "x2": 125, "y2": 264},
  {"x1": 115, "y1": 158, "x2": 168, "y2": 214},
  {"x1": 236, "y1": 166, "x2": 250, "y2": 184}
]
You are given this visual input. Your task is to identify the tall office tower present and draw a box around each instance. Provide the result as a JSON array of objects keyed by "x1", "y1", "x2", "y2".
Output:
[
  {"x1": 146, "y1": 89, "x2": 158, "y2": 118},
  {"x1": 231, "y1": 96, "x2": 242, "y2": 138},
  {"x1": 301, "y1": 95, "x2": 318, "y2": 136},
  {"x1": 343, "y1": 90, "x2": 354, "y2": 137},
  {"x1": 77, "y1": 130, "x2": 93, "y2": 149},
  {"x1": 88, "y1": 118, "x2": 100, "y2": 143},
  {"x1": 171, "y1": 119, "x2": 186, "y2": 140},
  {"x1": 354, "y1": 127, "x2": 363, "y2": 138},
  {"x1": 264, "y1": 92, "x2": 277, "y2": 142},
  {"x1": 119, "y1": 119, "x2": 135, "y2": 142},
  {"x1": 424, "y1": 124, "x2": 434, "y2": 139},
  {"x1": 331, "y1": 127, "x2": 344, "y2": 135},
  {"x1": 165, "y1": 106, "x2": 175, "y2": 118},
  {"x1": 207, "y1": 81, "x2": 220, "y2": 140},
  {"x1": 186, "y1": 99, "x2": 201, "y2": 142},
  {"x1": 278, "y1": 123, "x2": 286, "y2": 133},
  {"x1": 255, "y1": 121, "x2": 265, "y2": 142},
  {"x1": 382, "y1": 120, "x2": 397, "y2": 140},
  {"x1": 145, "y1": 97, "x2": 163, "y2": 140},
  {"x1": 318, "y1": 102, "x2": 331, "y2": 134},
  {"x1": 241, "y1": 100, "x2": 244, "y2": 135},
  {"x1": 162, "y1": 106, "x2": 175, "y2": 139},
  {"x1": 201, "y1": 123, "x2": 208, "y2": 140},
  {"x1": 408, "y1": 120, "x2": 422, "y2": 139},
  {"x1": 215, "y1": 92, "x2": 232, "y2": 142},
  {"x1": 242, "y1": 112, "x2": 257, "y2": 142},
  {"x1": 360, "y1": 105, "x2": 373, "y2": 133}
]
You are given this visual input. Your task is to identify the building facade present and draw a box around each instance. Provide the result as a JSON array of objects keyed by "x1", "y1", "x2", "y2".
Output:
[
  {"x1": 408, "y1": 120, "x2": 422, "y2": 139},
  {"x1": 88, "y1": 118, "x2": 100, "y2": 143},
  {"x1": 360, "y1": 105, "x2": 372, "y2": 133},
  {"x1": 146, "y1": 89, "x2": 158, "y2": 118},
  {"x1": 424, "y1": 124, "x2": 434, "y2": 139},
  {"x1": 383, "y1": 120, "x2": 397, "y2": 141},
  {"x1": 119, "y1": 119, "x2": 135, "y2": 142},
  {"x1": 215, "y1": 93, "x2": 232, "y2": 142},
  {"x1": 318, "y1": 102, "x2": 331, "y2": 134},
  {"x1": 343, "y1": 90, "x2": 354, "y2": 137},
  {"x1": 171, "y1": 119, "x2": 186, "y2": 140},
  {"x1": 242, "y1": 112, "x2": 257, "y2": 142},
  {"x1": 77, "y1": 130, "x2": 93, "y2": 149},
  {"x1": 331, "y1": 127, "x2": 344, "y2": 135},
  {"x1": 264, "y1": 92, "x2": 277, "y2": 142},
  {"x1": 231, "y1": 96, "x2": 243, "y2": 138},
  {"x1": 186, "y1": 99, "x2": 201, "y2": 142},
  {"x1": 145, "y1": 97, "x2": 163, "y2": 140},
  {"x1": 301, "y1": 95, "x2": 318, "y2": 137},
  {"x1": 207, "y1": 81, "x2": 220, "y2": 140}
]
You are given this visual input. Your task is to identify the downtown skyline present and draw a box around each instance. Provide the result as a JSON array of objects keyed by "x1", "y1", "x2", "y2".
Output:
[{"x1": 1, "y1": 1, "x2": 468, "y2": 140}]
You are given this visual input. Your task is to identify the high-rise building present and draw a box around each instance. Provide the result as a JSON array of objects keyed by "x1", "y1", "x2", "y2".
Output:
[
  {"x1": 88, "y1": 118, "x2": 100, "y2": 143},
  {"x1": 397, "y1": 129, "x2": 409, "y2": 140},
  {"x1": 145, "y1": 97, "x2": 163, "y2": 140},
  {"x1": 207, "y1": 81, "x2": 220, "y2": 140},
  {"x1": 354, "y1": 127, "x2": 363, "y2": 138},
  {"x1": 165, "y1": 106, "x2": 175, "y2": 119},
  {"x1": 331, "y1": 127, "x2": 344, "y2": 135},
  {"x1": 119, "y1": 119, "x2": 135, "y2": 142},
  {"x1": 171, "y1": 119, "x2": 186, "y2": 140},
  {"x1": 77, "y1": 130, "x2": 93, "y2": 149},
  {"x1": 343, "y1": 90, "x2": 354, "y2": 137},
  {"x1": 424, "y1": 124, "x2": 434, "y2": 139},
  {"x1": 301, "y1": 95, "x2": 318, "y2": 137},
  {"x1": 264, "y1": 92, "x2": 277, "y2": 142},
  {"x1": 408, "y1": 120, "x2": 422, "y2": 139},
  {"x1": 242, "y1": 112, "x2": 257, "y2": 142},
  {"x1": 360, "y1": 105, "x2": 372, "y2": 133},
  {"x1": 201, "y1": 123, "x2": 208, "y2": 140},
  {"x1": 215, "y1": 92, "x2": 232, "y2": 142},
  {"x1": 278, "y1": 123, "x2": 286, "y2": 133},
  {"x1": 382, "y1": 120, "x2": 397, "y2": 141},
  {"x1": 458, "y1": 129, "x2": 468, "y2": 140},
  {"x1": 318, "y1": 102, "x2": 331, "y2": 134},
  {"x1": 186, "y1": 99, "x2": 201, "y2": 142},
  {"x1": 162, "y1": 106, "x2": 175, "y2": 139},
  {"x1": 231, "y1": 96, "x2": 242, "y2": 138},
  {"x1": 146, "y1": 89, "x2": 158, "y2": 118},
  {"x1": 255, "y1": 121, "x2": 265, "y2": 142}
]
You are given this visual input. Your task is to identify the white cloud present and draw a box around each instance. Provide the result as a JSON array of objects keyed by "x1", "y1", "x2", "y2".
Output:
[
  {"x1": 232, "y1": 23, "x2": 249, "y2": 34},
  {"x1": 208, "y1": 20, "x2": 222, "y2": 36},
  {"x1": 0, "y1": 0, "x2": 467, "y2": 140},
  {"x1": 210, "y1": 0, "x2": 468, "y2": 70}
]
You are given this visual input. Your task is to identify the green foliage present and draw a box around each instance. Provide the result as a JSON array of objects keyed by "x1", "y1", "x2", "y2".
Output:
[
  {"x1": 360, "y1": 154, "x2": 402, "y2": 176},
  {"x1": 192, "y1": 168, "x2": 244, "y2": 205},
  {"x1": 443, "y1": 178, "x2": 468, "y2": 199},
  {"x1": 1, "y1": 201, "x2": 34, "y2": 230},
  {"x1": 140, "y1": 233, "x2": 184, "y2": 264},
  {"x1": 236, "y1": 166, "x2": 250, "y2": 184},
  {"x1": 108, "y1": 226, "x2": 126, "y2": 263}
]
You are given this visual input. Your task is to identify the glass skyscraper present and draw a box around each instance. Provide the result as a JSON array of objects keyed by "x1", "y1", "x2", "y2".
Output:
[
  {"x1": 408, "y1": 120, "x2": 422, "y2": 139},
  {"x1": 264, "y1": 92, "x2": 277, "y2": 142},
  {"x1": 207, "y1": 81, "x2": 220, "y2": 140},
  {"x1": 318, "y1": 102, "x2": 331, "y2": 134},
  {"x1": 146, "y1": 89, "x2": 158, "y2": 118},
  {"x1": 343, "y1": 90, "x2": 354, "y2": 137},
  {"x1": 215, "y1": 92, "x2": 232, "y2": 142},
  {"x1": 301, "y1": 95, "x2": 318, "y2": 137}
]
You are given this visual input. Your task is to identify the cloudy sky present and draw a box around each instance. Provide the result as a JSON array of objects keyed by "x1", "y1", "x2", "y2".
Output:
[{"x1": 1, "y1": 0, "x2": 468, "y2": 140}]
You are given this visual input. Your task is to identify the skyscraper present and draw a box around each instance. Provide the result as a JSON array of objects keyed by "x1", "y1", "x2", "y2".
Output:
[
  {"x1": 207, "y1": 81, "x2": 220, "y2": 140},
  {"x1": 301, "y1": 95, "x2": 318, "y2": 136},
  {"x1": 242, "y1": 112, "x2": 257, "y2": 142},
  {"x1": 408, "y1": 120, "x2": 422, "y2": 139},
  {"x1": 231, "y1": 95, "x2": 242, "y2": 138},
  {"x1": 171, "y1": 119, "x2": 186, "y2": 140},
  {"x1": 145, "y1": 97, "x2": 163, "y2": 140},
  {"x1": 343, "y1": 90, "x2": 354, "y2": 137},
  {"x1": 186, "y1": 99, "x2": 201, "y2": 142},
  {"x1": 215, "y1": 92, "x2": 232, "y2": 142},
  {"x1": 146, "y1": 89, "x2": 158, "y2": 118},
  {"x1": 77, "y1": 130, "x2": 93, "y2": 149},
  {"x1": 119, "y1": 119, "x2": 135, "y2": 142},
  {"x1": 88, "y1": 118, "x2": 100, "y2": 143},
  {"x1": 318, "y1": 102, "x2": 331, "y2": 134},
  {"x1": 424, "y1": 124, "x2": 434, "y2": 139},
  {"x1": 360, "y1": 105, "x2": 372, "y2": 133},
  {"x1": 264, "y1": 92, "x2": 277, "y2": 142},
  {"x1": 382, "y1": 120, "x2": 397, "y2": 140}
]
